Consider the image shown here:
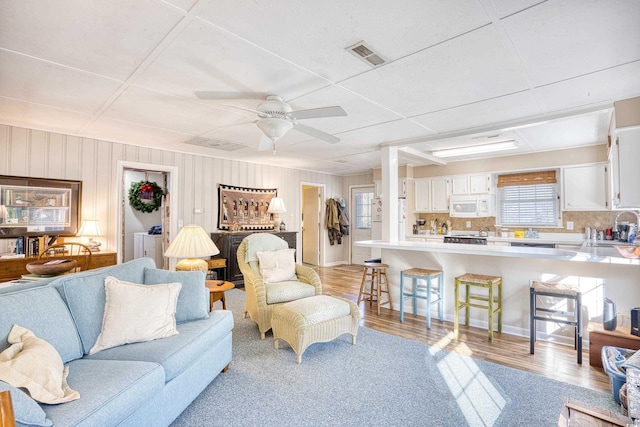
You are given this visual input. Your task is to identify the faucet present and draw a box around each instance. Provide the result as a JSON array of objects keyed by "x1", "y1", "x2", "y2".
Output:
[
  {"x1": 478, "y1": 226, "x2": 490, "y2": 237},
  {"x1": 614, "y1": 210, "x2": 640, "y2": 236}
]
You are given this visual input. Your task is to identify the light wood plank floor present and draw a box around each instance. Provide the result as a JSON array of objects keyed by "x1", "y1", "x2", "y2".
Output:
[{"x1": 313, "y1": 264, "x2": 611, "y2": 394}]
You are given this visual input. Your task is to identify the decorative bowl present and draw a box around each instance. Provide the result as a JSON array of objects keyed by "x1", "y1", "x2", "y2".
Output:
[
  {"x1": 614, "y1": 246, "x2": 640, "y2": 259},
  {"x1": 26, "y1": 259, "x2": 77, "y2": 276}
]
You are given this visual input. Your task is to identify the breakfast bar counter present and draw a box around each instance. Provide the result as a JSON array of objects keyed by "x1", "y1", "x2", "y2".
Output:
[{"x1": 354, "y1": 239, "x2": 640, "y2": 345}]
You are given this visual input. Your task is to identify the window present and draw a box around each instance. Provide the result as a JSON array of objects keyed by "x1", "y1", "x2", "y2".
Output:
[
  {"x1": 355, "y1": 192, "x2": 373, "y2": 229},
  {"x1": 496, "y1": 171, "x2": 560, "y2": 227}
]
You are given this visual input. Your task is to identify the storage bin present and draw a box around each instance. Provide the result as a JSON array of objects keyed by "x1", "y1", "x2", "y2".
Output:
[{"x1": 601, "y1": 346, "x2": 636, "y2": 404}]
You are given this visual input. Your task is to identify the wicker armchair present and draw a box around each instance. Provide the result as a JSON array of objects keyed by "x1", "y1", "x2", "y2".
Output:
[{"x1": 237, "y1": 233, "x2": 322, "y2": 339}]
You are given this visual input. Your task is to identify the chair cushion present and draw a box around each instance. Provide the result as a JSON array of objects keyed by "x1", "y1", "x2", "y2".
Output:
[
  {"x1": 265, "y1": 280, "x2": 316, "y2": 304},
  {"x1": 257, "y1": 249, "x2": 297, "y2": 283},
  {"x1": 244, "y1": 233, "x2": 288, "y2": 262},
  {"x1": 278, "y1": 295, "x2": 352, "y2": 326}
]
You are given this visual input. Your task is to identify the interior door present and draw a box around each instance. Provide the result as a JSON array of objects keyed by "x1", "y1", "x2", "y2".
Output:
[
  {"x1": 302, "y1": 186, "x2": 320, "y2": 265},
  {"x1": 351, "y1": 186, "x2": 375, "y2": 265}
]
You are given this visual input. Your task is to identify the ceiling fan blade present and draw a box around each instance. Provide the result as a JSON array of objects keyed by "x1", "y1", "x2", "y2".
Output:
[
  {"x1": 194, "y1": 91, "x2": 268, "y2": 100},
  {"x1": 293, "y1": 123, "x2": 340, "y2": 144},
  {"x1": 290, "y1": 106, "x2": 347, "y2": 120},
  {"x1": 258, "y1": 135, "x2": 274, "y2": 151}
]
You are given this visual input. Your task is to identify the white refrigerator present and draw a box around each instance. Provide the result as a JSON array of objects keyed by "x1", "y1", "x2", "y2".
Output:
[
  {"x1": 398, "y1": 198, "x2": 407, "y2": 241},
  {"x1": 371, "y1": 197, "x2": 406, "y2": 242}
]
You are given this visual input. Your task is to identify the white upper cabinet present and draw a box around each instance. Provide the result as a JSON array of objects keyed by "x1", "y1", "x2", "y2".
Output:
[
  {"x1": 451, "y1": 174, "x2": 493, "y2": 195},
  {"x1": 413, "y1": 178, "x2": 430, "y2": 212},
  {"x1": 430, "y1": 177, "x2": 450, "y2": 212},
  {"x1": 562, "y1": 164, "x2": 608, "y2": 211},
  {"x1": 610, "y1": 127, "x2": 640, "y2": 209},
  {"x1": 413, "y1": 177, "x2": 449, "y2": 212}
]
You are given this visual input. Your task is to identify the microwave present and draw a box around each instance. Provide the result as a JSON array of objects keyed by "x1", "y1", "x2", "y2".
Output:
[{"x1": 449, "y1": 194, "x2": 495, "y2": 217}]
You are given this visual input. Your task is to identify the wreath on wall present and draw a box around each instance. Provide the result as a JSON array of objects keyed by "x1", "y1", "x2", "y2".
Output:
[{"x1": 128, "y1": 180, "x2": 164, "y2": 213}]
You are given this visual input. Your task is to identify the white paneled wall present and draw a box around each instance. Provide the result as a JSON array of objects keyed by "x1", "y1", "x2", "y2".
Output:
[{"x1": 0, "y1": 125, "x2": 372, "y2": 265}]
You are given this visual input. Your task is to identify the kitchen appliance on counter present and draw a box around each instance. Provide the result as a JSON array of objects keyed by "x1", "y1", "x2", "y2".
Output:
[
  {"x1": 443, "y1": 235, "x2": 487, "y2": 245},
  {"x1": 449, "y1": 194, "x2": 495, "y2": 218}
]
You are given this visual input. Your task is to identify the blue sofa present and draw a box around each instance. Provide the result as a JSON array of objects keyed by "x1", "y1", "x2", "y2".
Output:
[{"x1": 0, "y1": 258, "x2": 234, "y2": 427}]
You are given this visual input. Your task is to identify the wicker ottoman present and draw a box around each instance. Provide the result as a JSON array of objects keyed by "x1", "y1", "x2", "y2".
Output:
[{"x1": 272, "y1": 295, "x2": 360, "y2": 363}]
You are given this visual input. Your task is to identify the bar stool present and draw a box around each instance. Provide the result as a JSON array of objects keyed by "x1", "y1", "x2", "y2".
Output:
[
  {"x1": 454, "y1": 273, "x2": 503, "y2": 342},
  {"x1": 530, "y1": 280, "x2": 582, "y2": 364},
  {"x1": 357, "y1": 262, "x2": 392, "y2": 315},
  {"x1": 399, "y1": 268, "x2": 443, "y2": 329}
]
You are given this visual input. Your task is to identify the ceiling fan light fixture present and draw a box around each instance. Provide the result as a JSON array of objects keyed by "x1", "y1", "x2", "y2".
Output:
[
  {"x1": 256, "y1": 118, "x2": 293, "y2": 140},
  {"x1": 432, "y1": 140, "x2": 519, "y2": 158}
]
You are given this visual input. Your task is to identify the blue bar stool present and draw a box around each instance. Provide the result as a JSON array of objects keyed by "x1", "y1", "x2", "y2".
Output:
[{"x1": 399, "y1": 268, "x2": 443, "y2": 329}]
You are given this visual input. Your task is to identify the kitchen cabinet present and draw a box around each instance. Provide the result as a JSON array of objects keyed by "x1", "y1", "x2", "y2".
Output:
[
  {"x1": 610, "y1": 127, "x2": 640, "y2": 209},
  {"x1": 210, "y1": 231, "x2": 297, "y2": 286},
  {"x1": 451, "y1": 174, "x2": 493, "y2": 195},
  {"x1": 562, "y1": 163, "x2": 608, "y2": 211},
  {"x1": 413, "y1": 178, "x2": 430, "y2": 212},
  {"x1": 430, "y1": 177, "x2": 450, "y2": 212},
  {"x1": 134, "y1": 232, "x2": 164, "y2": 268},
  {"x1": 414, "y1": 177, "x2": 449, "y2": 213}
]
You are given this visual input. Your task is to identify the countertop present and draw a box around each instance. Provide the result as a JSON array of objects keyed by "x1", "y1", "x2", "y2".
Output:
[
  {"x1": 406, "y1": 231, "x2": 638, "y2": 247},
  {"x1": 356, "y1": 239, "x2": 640, "y2": 266}
]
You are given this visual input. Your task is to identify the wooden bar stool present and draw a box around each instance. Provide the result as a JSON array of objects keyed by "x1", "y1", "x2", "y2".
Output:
[
  {"x1": 399, "y1": 268, "x2": 443, "y2": 329},
  {"x1": 530, "y1": 280, "x2": 583, "y2": 364},
  {"x1": 454, "y1": 273, "x2": 503, "y2": 342},
  {"x1": 357, "y1": 262, "x2": 392, "y2": 315}
]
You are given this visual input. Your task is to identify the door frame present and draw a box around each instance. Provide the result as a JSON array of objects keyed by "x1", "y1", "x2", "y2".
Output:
[
  {"x1": 299, "y1": 182, "x2": 325, "y2": 267},
  {"x1": 349, "y1": 184, "x2": 375, "y2": 265},
  {"x1": 117, "y1": 161, "x2": 179, "y2": 268}
]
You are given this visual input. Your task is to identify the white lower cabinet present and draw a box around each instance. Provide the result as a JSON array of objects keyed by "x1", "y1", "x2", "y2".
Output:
[{"x1": 134, "y1": 232, "x2": 164, "y2": 268}]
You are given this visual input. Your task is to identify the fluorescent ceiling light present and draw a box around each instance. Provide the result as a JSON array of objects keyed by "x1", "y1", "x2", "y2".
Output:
[{"x1": 432, "y1": 140, "x2": 519, "y2": 158}]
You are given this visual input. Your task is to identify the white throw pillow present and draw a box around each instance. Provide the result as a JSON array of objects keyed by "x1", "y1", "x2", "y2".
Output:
[
  {"x1": 89, "y1": 277, "x2": 181, "y2": 355},
  {"x1": 256, "y1": 249, "x2": 297, "y2": 283},
  {"x1": 0, "y1": 324, "x2": 80, "y2": 404}
]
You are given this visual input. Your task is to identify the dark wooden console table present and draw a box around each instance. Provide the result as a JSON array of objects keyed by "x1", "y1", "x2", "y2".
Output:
[
  {"x1": 210, "y1": 231, "x2": 297, "y2": 286},
  {"x1": 589, "y1": 324, "x2": 640, "y2": 367}
]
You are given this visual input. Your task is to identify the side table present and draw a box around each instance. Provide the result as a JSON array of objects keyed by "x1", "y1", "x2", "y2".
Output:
[
  {"x1": 589, "y1": 324, "x2": 640, "y2": 367},
  {"x1": 205, "y1": 280, "x2": 235, "y2": 311}
]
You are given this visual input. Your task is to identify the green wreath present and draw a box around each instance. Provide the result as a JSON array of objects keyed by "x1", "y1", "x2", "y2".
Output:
[{"x1": 128, "y1": 180, "x2": 164, "y2": 213}]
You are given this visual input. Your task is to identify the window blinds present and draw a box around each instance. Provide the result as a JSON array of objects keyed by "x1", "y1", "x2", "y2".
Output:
[{"x1": 498, "y1": 183, "x2": 559, "y2": 226}]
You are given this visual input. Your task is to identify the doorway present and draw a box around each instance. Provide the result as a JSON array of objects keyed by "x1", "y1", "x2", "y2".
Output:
[
  {"x1": 350, "y1": 185, "x2": 375, "y2": 265},
  {"x1": 117, "y1": 161, "x2": 178, "y2": 268},
  {"x1": 300, "y1": 183, "x2": 323, "y2": 266}
]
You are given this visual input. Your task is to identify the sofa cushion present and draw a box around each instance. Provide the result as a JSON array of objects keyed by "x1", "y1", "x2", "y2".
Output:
[
  {"x1": 86, "y1": 310, "x2": 233, "y2": 382},
  {"x1": 244, "y1": 233, "x2": 288, "y2": 262},
  {"x1": 143, "y1": 268, "x2": 209, "y2": 323},
  {"x1": 0, "y1": 381, "x2": 52, "y2": 427},
  {"x1": 42, "y1": 359, "x2": 164, "y2": 427},
  {"x1": 0, "y1": 325, "x2": 79, "y2": 404},
  {"x1": 89, "y1": 277, "x2": 181, "y2": 355},
  {"x1": 0, "y1": 286, "x2": 83, "y2": 364},
  {"x1": 265, "y1": 280, "x2": 316, "y2": 304},
  {"x1": 52, "y1": 258, "x2": 156, "y2": 355}
]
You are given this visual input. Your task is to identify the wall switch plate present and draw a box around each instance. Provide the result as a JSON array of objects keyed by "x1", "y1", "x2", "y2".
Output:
[
  {"x1": 466, "y1": 221, "x2": 471, "y2": 228},
  {"x1": 567, "y1": 221, "x2": 574, "y2": 230},
  {"x1": 194, "y1": 208, "x2": 203, "y2": 214}
]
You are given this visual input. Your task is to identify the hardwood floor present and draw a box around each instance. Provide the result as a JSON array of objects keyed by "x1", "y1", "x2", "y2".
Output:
[{"x1": 314, "y1": 264, "x2": 611, "y2": 394}]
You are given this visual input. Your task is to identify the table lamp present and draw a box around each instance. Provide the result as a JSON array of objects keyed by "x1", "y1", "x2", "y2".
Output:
[
  {"x1": 164, "y1": 224, "x2": 220, "y2": 272},
  {"x1": 268, "y1": 197, "x2": 286, "y2": 230},
  {"x1": 77, "y1": 219, "x2": 103, "y2": 251}
]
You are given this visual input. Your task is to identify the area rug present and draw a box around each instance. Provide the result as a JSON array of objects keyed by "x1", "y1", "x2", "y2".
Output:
[{"x1": 171, "y1": 290, "x2": 619, "y2": 427}]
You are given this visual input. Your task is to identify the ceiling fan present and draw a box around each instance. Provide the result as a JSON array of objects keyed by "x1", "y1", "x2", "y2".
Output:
[{"x1": 195, "y1": 93, "x2": 347, "y2": 152}]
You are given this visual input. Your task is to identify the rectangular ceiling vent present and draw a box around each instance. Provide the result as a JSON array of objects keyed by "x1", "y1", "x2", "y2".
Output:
[
  {"x1": 185, "y1": 137, "x2": 246, "y2": 151},
  {"x1": 346, "y1": 41, "x2": 386, "y2": 67}
]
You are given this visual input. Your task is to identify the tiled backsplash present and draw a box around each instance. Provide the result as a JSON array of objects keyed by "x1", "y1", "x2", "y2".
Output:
[{"x1": 416, "y1": 211, "x2": 633, "y2": 234}]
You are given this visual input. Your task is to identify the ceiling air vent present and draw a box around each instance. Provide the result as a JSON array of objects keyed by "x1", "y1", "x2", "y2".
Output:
[
  {"x1": 184, "y1": 137, "x2": 246, "y2": 151},
  {"x1": 346, "y1": 41, "x2": 386, "y2": 67}
]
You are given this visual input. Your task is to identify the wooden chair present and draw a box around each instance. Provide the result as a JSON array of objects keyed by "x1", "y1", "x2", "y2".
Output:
[
  {"x1": 0, "y1": 390, "x2": 16, "y2": 427},
  {"x1": 38, "y1": 242, "x2": 92, "y2": 272}
]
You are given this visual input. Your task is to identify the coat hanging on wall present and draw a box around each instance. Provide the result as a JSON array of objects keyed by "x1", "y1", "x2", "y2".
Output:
[{"x1": 325, "y1": 198, "x2": 350, "y2": 245}]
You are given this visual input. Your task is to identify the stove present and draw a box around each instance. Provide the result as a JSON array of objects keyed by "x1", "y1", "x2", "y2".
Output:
[{"x1": 443, "y1": 235, "x2": 487, "y2": 245}]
